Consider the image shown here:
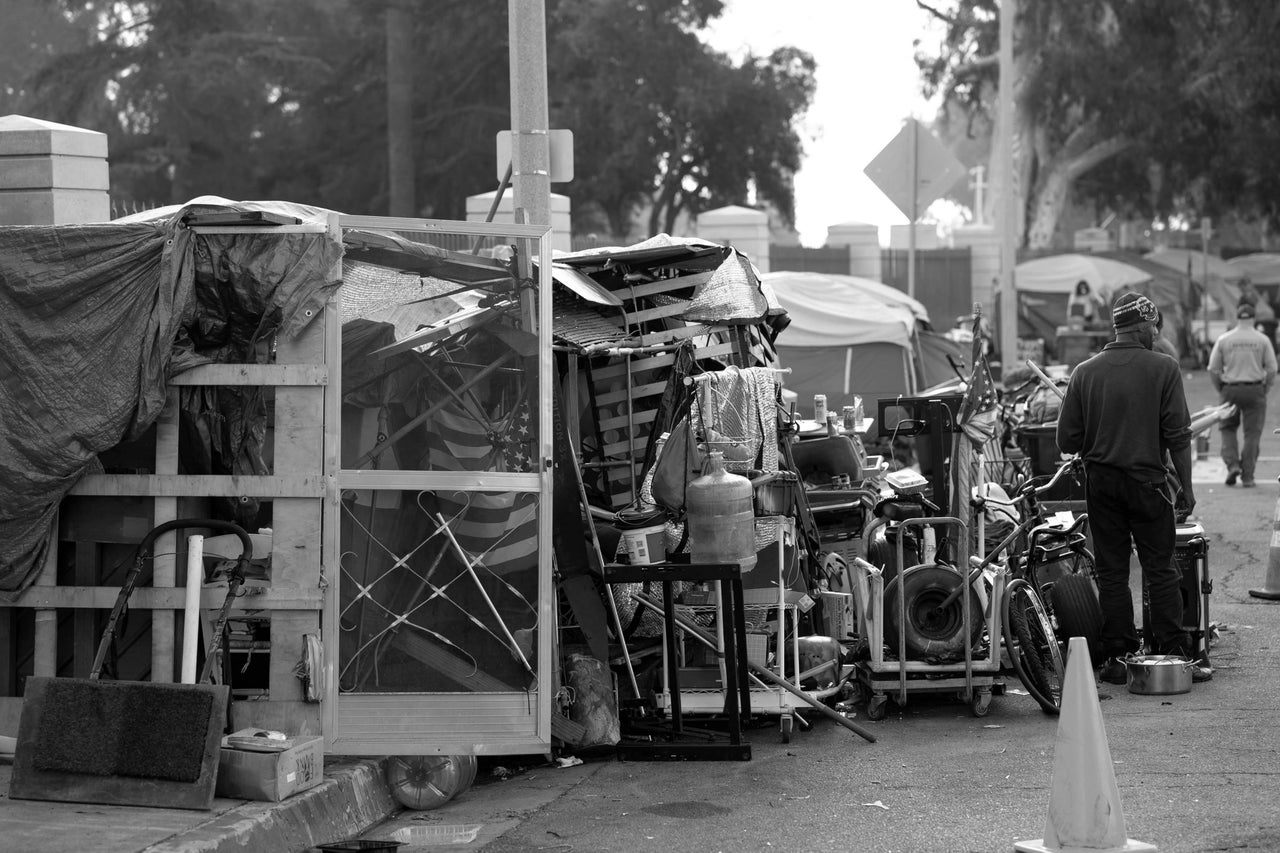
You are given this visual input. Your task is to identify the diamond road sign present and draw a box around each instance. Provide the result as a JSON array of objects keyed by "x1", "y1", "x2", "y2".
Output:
[{"x1": 864, "y1": 118, "x2": 967, "y2": 222}]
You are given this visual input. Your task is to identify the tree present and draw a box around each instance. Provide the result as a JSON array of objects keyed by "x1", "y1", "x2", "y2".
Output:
[
  {"x1": 918, "y1": 0, "x2": 1280, "y2": 250},
  {"x1": 23, "y1": 0, "x2": 815, "y2": 240},
  {"x1": 548, "y1": 0, "x2": 815, "y2": 238}
]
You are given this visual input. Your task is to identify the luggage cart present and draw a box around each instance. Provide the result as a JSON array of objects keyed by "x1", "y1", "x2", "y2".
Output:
[{"x1": 847, "y1": 516, "x2": 1007, "y2": 719}]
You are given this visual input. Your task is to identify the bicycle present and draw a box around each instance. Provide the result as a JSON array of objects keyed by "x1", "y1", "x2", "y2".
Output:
[{"x1": 966, "y1": 455, "x2": 1102, "y2": 714}]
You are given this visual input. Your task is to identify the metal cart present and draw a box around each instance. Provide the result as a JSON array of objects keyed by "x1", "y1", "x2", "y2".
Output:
[
  {"x1": 847, "y1": 516, "x2": 1007, "y2": 719},
  {"x1": 641, "y1": 518, "x2": 843, "y2": 742}
]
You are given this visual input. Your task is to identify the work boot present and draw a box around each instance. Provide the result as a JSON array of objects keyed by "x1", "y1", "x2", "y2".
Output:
[
  {"x1": 1226, "y1": 465, "x2": 1241, "y2": 486},
  {"x1": 1098, "y1": 657, "x2": 1128, "y2": 685},
  {"x1": 1189, "y1": 661, "x2": 1214, "y2": 683},
  {"x1": 1170, "y1": 647, "x2": 1214, "y2": 683}
]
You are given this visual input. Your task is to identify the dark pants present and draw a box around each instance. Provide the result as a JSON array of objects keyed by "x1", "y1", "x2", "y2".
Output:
[
  {"x1": 1219, "y1": 384, "x2": 1268, "y2": 480},
  {"x1": 1085, "y1": 463, "x2": 1188, "y2": 658}
]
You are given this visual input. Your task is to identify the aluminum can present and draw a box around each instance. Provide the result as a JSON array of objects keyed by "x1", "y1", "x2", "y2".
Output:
[
  {"x1": 842, "y1": 405, "x2": 857, "y2": 432},
  {"x1": 813, "y1": 394, "x2": 827, "y2": 424}
]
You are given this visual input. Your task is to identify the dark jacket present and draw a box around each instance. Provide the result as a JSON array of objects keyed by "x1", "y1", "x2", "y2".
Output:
[{"x1": 1056, "y1": 341, "x2": 1192, "y2": 484}]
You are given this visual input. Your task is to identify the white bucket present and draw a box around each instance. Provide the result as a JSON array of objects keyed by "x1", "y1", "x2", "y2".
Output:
[{"x1": 620, "y1": 524, "x2": 666, "y2": 565}]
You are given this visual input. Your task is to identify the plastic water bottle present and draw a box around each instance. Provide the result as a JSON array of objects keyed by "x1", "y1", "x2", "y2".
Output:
[{"x1": 686, "y1": 450, "x2": 757, "y2": 571}]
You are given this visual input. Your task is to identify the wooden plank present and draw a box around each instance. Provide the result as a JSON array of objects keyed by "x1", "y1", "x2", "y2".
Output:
[
  {"x1": 33, "y1": 512, "x2": 57, "y2": 678},
  {"x1": 620, "y1": 271, "x2": 712, "y2": 299},
  {"x1": 73, "y1": 541, "x2": 97, "y2": 679},
  {"x1": 8, "y1": 586, "x2": 323, "y2": 610},
  {"x1": 0, "y1": 609, "x2": 11, "y2": 695},
  {"x1": 152, "y1": 390, "x2": 180, "y2": 684},
  {"x1": 595, "y1": 380, "x2": 668, "y2": 407},
  {"x1": 600, "y1": 409, "x2": 658, "y2": 434},
  {"x1": 627, "y1": 302, "x2": 694, "y2": 326},
  {"x1": 169, "y1": 363, "x2": 328, "y2": 386},
  {"x1": 69, "y1": 474, "x2": 325, "y2": 498},
  {"x1": 269, "y1": 321, "x2": 325, "y2": 703}
]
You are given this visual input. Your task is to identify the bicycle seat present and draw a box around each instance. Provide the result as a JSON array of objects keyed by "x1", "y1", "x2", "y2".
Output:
[{"x1": 877, "y1": 500, "x2": 926, "y2": 522}]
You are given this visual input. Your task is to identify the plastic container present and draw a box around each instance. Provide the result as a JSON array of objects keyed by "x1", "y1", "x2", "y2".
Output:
[
  {"x1": 316, "y1": 841, "x2": 404, "y2": 852},
  {"x1": 619, "y1": 524, "x2": 666, "y2": 565},
  {"x1": 384, "y1": 754, "x2": 475, "y2": 810},
  {"x1": 687, "y1": 450, "x2": 756, "y2": 571},
  {"x1": 391, "y1": 824, "x2": 483, "y2": 846}
]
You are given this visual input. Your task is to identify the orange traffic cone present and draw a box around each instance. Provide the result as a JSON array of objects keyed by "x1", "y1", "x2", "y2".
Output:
[
  {"x1": 1014, "y1": 637, "x2": 1157, "y2": 853},
  {"x1": 1248, "y1": 483, "x2": 1280, "y2": 600}
]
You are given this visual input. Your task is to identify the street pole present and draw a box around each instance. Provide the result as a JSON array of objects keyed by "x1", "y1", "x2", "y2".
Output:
[
  {"x1": 997, "y1": 0, "x2": 1018, "y2": 378},
  {"x1": 508, "y1": 0, "x2": 552, "y2": 233},
  {"x1": 908, "y1": 117, "x2": 918, "y2": 301}
]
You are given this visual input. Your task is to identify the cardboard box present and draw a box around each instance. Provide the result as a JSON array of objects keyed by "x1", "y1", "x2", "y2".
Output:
[{"x1": 216, "y1": 736, "x2": 324, "y2": 801}]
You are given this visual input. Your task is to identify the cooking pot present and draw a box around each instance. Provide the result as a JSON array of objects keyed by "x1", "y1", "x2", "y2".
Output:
[{"x1": 1126, "y1": 654, "x2": 1193, "y2": 695}]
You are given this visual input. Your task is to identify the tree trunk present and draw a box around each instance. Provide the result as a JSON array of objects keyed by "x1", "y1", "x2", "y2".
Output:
[{"x1": 386, "y1": 1, "x2": 416, "y2": 217}]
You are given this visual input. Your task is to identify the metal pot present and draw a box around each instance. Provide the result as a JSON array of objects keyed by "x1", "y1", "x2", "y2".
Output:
[{"x1": 1126, "y1": 654, "x2": 1193, "y2": 695}]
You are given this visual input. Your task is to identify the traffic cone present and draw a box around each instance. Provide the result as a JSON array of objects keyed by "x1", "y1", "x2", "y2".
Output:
[
  {"x1": 1014, "y1": 637, "x2": 1157, "y2": 853},
  {"x1": 1248, "y1": 484, "x2": 1280, "y2": 600}
]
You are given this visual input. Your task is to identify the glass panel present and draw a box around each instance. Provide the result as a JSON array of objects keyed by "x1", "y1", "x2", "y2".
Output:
[
  {"x1": 338, "y1": 222, "x2": 542, "y2": 474},
  {"x1": 337, "y1": 488, "x2": 540, "y2": 694}
]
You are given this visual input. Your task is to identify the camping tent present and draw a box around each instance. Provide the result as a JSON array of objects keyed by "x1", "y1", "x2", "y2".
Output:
[
  {"x1": 1144, "y1": 246, "x2": 1245, "y2": 314},
  {"x1": 761, "y1": 271, "x2": 964, "y2": 416},
  {"x1": 1014, "y1": 253, "x2": 1153, "y2": 344},
  {"x1": 1226, "y1": 252, "x2": 1280, "y2": 288}
]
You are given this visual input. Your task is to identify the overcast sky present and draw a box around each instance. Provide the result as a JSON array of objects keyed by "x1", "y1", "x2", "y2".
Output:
[{"x1": 703, "y1": 0, "x2": 945, "y2": 246}]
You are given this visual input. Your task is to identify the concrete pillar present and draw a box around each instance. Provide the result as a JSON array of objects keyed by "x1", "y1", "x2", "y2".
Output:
[
  {"x1": 825, "y1": 222, "x2": 881, "y2": 280},
  {"x1": 1073, "y1": 227, "x2": 1113, "y2": 252},
  {"x1": 466, "y1": 190, "x2": 571, "y2": 252},
  {"x1": 952, "y1": 224, "x2": 1001, "y2": 314},
  {"x1": 696, "y1": 204, "x2": 770, "y2": 272},
  {"x1": 0, "y1": 115, "x2": 109, "y2": 225},
  {"x1": 889, "y1": 223, "x2": 940, "y2": 250}
]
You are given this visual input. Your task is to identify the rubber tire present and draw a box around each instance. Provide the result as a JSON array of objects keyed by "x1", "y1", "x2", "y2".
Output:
[
  {"x1": 1049, "y1": 571, "x2": 1104, "y2": 665},
  {"x1": 884, "y1": 564, "x2": 985, "y2": 661},
  {"x1": 1003, "y1": 579, "x2": 1064, "y2": 715}
]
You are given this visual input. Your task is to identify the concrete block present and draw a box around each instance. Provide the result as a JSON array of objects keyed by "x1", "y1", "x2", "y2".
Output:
[
  {"x1": 0, "y1": 115, "x2": 108, "y2": 158},
  {"x1": 0, "y1": 189, "x2": 110, "y2": 225},
  {"x1": 0, "y1": 154, "x2": 109, "y2": 191}
]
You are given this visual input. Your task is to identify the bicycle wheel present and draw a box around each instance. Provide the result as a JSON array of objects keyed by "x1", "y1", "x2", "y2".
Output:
[
  {"x1": 1049, "y1": 571, "x2": 1104, "y2": 665},
  {"x1": 884, "y1": 564, "x2": 985, "y2": 660},
  {"x1": 1003, "y1": 578, "x2": 1064, "y2": 714}
]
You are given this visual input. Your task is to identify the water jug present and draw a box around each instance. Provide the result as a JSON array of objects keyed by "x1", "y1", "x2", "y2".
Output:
[{"x1": 686, "y1": 450, "x2": 756, "y2": 571}]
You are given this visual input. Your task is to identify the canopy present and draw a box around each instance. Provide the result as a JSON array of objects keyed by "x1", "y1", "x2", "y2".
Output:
[
  {"x1": 1226, "y1": 252, "x2": 1280, "y2": 287},
  {"x1": 760, "y1": 271, "x2": 924, "y2": 348},
  {"x1": 762, "y1": 271, "x2": 961, "y2": 418},
  {"x1": 1015, "y1": 253, "x2": 1152, "y2": 295}
]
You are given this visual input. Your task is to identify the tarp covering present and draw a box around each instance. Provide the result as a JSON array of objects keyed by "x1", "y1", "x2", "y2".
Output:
[{"x1": 0, "y1": 200, "x2": 342, "y2": 599}]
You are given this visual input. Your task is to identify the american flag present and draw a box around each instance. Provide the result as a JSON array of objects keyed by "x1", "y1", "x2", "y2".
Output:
[
  {"x1": 425, "y1": 398, "x2": 539, "y2": 578},
  {"x1": 958, "y1": 313, "x2": 998, "y2": 447}
]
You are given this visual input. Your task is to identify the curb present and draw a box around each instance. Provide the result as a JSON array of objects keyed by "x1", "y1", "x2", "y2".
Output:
[{"x1": 143, "y1": 758, "x2": 397, "y2": 853}]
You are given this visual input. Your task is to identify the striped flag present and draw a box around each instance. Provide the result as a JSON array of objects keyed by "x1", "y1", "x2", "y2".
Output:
[{"x1": 424, "y1": 399, "x2": 539, "y2": 578}]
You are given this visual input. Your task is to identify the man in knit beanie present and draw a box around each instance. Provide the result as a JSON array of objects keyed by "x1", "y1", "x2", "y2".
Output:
[{"x1": 1057, "y1": 292, "x2": 1209, "y2": 683}]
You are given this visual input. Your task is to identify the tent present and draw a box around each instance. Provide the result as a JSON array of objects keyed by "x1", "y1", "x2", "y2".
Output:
[
  {"x1": 1144, "y1": 246, "x2": 1245, "y2": 315},
  {"x1": 1014, "y1": 253, "x2": 1153, "y2": 345},
  {"x1": 1226, "y1": 252, "x2": 1280, "y2": 288},
  {"x1": 761, "y1": 271, "x2": 964, "y2": 419}
]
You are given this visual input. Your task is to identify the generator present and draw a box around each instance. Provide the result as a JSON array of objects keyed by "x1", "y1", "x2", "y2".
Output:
[{"x1": 1142, "y1": 521, "x2": 1212, "y2": 664}]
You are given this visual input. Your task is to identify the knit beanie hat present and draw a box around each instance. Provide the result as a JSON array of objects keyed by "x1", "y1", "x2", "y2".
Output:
[{"x1": 1112, "y1": 292, "x2": 1158, "y2": 329}]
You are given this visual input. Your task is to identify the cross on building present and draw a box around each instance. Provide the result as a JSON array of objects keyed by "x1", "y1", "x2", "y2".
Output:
[{"x1": 969, "y1": 165, "x2": 987, "y2": 226}]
